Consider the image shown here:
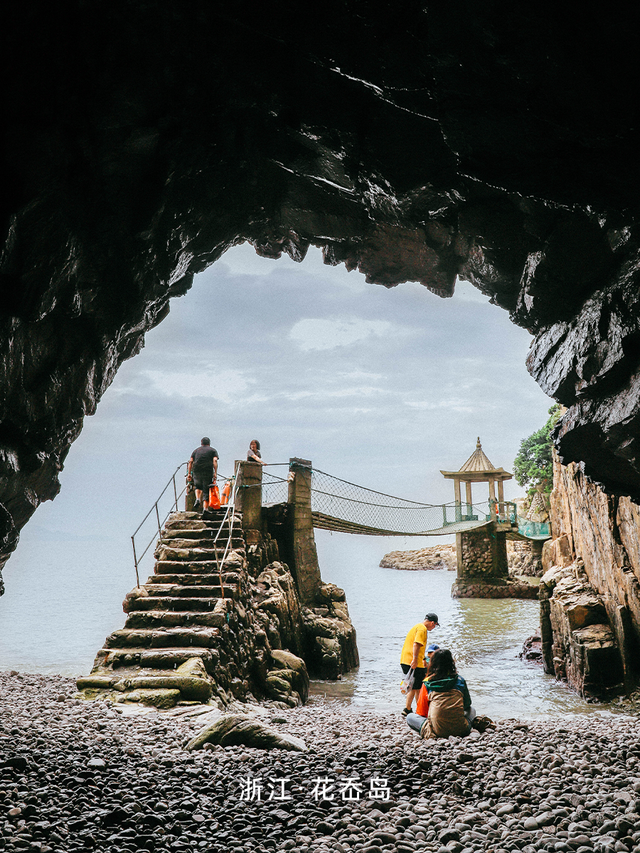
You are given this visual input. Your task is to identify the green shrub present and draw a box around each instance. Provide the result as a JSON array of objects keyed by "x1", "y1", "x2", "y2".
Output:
[{"x1": 513, "y1": 404, "x2": 562, "y2": 494}]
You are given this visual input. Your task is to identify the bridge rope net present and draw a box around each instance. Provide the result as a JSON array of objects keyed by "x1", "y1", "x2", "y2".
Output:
[
  {"x1": 262, "y1": 470, "x2": 290, "y2": 506},
  {"x1": 308, "y1": 469, "x2": 498, "y2": 536}
]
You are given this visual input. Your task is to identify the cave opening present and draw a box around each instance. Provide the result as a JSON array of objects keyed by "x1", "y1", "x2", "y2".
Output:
[{"x1": 0, "y1": 241, "x2": 552, "y2": 683}]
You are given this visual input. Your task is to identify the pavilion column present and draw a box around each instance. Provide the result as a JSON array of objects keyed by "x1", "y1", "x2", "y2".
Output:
[
  {"x1": 465, "y1": 481, "x2": 473, "y2": 515},
  {"x1": 497, "y1": 480, "x2": 505, "y2": 504},
  {"x1": 487, "y1": 478, "x2": 495, "y2": 519},
  {"x1": 454, "y1": 478, "x2": 462, "y2": 521}
]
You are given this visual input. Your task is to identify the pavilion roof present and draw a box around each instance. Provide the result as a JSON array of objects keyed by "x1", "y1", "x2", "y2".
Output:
[{"x1": 440, "y1": 437, "x2": 513, "y2": 481}]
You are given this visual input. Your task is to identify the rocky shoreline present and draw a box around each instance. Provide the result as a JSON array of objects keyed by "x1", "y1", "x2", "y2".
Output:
[
  {"x1": 379, "y1": 545, "x2": 456, "y2": 571},
  {"x1": 3, "y1": 673, "x2": 640, "y2": 852}
]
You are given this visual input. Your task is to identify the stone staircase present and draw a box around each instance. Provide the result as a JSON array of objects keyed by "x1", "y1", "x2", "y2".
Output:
[{"x1": 76, "y1": 509, "x2": 248, "y2": 708}]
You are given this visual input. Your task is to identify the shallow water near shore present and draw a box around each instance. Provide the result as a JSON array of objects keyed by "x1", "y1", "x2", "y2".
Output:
[
  {"x1": 0, "y1": 527, "x2": 618, "y2": 721},
  {"x1": 313, "y1": 532, "x2": 606, "y2": 720}
]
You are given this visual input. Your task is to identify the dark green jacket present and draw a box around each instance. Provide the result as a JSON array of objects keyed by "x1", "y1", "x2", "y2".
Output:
[{"x1": 426, "y1": 675, "x2": 471, "y2": 710}]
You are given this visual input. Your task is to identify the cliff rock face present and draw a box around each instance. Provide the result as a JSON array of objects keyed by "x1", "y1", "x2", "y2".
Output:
[
  {"x1": 542, "y1": 452, "x2": 640, "y2": 696},
  {"x1": 3, "y1": 5, "x2": 640, "y2": 589}
]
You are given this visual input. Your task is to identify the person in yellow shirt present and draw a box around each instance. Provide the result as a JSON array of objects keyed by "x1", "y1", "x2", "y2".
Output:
[{"x1": 400, "y1": 613, "x2": 439, "y2": 717}]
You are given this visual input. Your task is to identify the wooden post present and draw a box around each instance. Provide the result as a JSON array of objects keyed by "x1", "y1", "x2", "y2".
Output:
[{"x1": 287, "y1": 458, "x2": 322, "y2": 604}]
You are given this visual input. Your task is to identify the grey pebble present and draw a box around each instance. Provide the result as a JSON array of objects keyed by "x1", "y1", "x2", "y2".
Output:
[{"x1": 4, "y1": 671, "x2": 640, "y2": 853}]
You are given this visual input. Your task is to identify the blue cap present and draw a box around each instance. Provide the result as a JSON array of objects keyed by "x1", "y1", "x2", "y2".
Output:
[{"x1": 427, "y1": 644, "x2": 440, "y2": 653}]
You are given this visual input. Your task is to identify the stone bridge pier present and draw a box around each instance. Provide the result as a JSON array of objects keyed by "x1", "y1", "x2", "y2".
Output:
[
  {"x1": 452, "y1": 518, "x2": 539, "y2": 600},
  {"x1": 236, "y1": 457, "x2": 359, "y2": 678},
  {"x1": 457, "y1": 525, "x2": 509, "y2": 581}
]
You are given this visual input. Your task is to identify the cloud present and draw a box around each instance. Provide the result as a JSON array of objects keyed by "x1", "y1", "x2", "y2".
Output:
[
  {"x1": 141, "y1": 369, "x2": 253, "y2": 404},
  {"x1": 405, "y1": 397, "x2": 495, "y2": 414},
  {"x1": 278, "y1": 385, "x2": 384, "y2": 401},
  {"x1": 289, "y1": 317, "x2": 396, "y2": 351}
]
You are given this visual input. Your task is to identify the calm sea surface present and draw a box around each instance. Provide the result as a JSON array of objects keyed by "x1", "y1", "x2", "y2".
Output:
[{"x1": 0, "y1": 528, "x2": 617, "y2": 720}]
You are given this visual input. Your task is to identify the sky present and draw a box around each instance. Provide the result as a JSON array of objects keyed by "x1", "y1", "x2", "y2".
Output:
[{"x1": 0, "y1": 241, "x2": 555, "y2": 673}]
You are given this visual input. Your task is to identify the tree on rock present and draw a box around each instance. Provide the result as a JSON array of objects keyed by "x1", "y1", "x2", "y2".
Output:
[{"x1": 514, "y1": 405, "x2": 562, "y2": 494}]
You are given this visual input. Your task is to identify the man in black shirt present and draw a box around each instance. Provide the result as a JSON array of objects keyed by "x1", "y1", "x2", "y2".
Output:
[{"x1": 187, "y1": 437, "x2": 219, "y2": 511}]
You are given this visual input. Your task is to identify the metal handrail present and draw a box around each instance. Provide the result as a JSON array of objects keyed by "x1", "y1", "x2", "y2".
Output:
[
  {"x1": 130, "y1": 463, "x2": 233, "y2": 587},
  {"x1": 208, "y1": 466, "x2": 243, "y2": 598}
]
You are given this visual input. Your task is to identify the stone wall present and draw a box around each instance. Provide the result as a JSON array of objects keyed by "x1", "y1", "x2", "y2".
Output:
[{"x1": 541, "y1": 451, "x2": 640, "y2": 695}]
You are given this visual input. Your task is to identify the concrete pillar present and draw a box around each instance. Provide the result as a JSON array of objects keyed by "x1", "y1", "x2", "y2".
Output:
[
  {"x1": 185, "y1": 482, "x2": 196, "y2": 512},
  {"x1": 488, "y1": 478, "x2": 496, "y2": 502},
  {"x1": 287, "y1": 457, "x2": 322, "y2": 604},
  {"x1": 497, "y1": 479, "x2": 505, "y2": 504},
  {"x1": 235, "y1": 460, "x2": 263, "y2": 534}
]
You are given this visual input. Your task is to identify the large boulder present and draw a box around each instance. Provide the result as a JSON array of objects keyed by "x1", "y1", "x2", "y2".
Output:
[{"x1": 185, "y1": 715, "x2": 307, "y2": 752}]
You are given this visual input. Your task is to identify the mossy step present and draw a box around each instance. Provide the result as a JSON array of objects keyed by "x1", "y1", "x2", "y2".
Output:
[
  {"x1": 94, "y1": 646, "x2": 217, "y2": 672},
  {"x1": 77, "y1": 659, "x2": 213, "y2": 702},
  {"x1": 124, "y1": 609, "x2": 228, "y2": 629},
  {"x1": 104, "y1": 626, "x2": 221, "y2": 649},
  {"x1": 126, "y1": 596, "x2": 222, "y2": 613}
]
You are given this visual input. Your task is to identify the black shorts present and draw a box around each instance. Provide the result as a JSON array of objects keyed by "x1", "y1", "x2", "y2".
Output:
[
  {"x1": 401, "y1": 663, "x2": 426, "y2": 689},
  {"x1": 193, "y1": 473, "x2": 213, "y2": 492}
]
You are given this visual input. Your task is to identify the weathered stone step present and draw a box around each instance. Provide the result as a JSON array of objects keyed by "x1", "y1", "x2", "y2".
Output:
[
  {"x1": 105, "y1": 627, "x2": 221, "y2": 649},
  {"x1": 94, "y1": 646, "x2": 217, "y2": 672},
  {"x1": 155, "y1": 545, "x2": 244, "y2": 561},
  {"x1": 161, "y1": 525, "x2": 240, "y2": 540},
  {"x1": 157, "y1": 537, "x2": 245, "y2": 551},
  {"x1": 146, "y1": 572, "x2": 239, "y2": 587},
  {"x1": 154, "y1": 560, "x2": 244, "y2": 575},
  {"x1": 136, "y1": 583, "x2": 237, "y2": 598},
  {"x1": 126, "y1": 596, "x2": 222, "y2": 613},
  {"x1": 124, "y1": 609, "x2": 227, "y2": 629},
  {"x1": 165, "y1": 512, "x2": 237, "y2": 528}
]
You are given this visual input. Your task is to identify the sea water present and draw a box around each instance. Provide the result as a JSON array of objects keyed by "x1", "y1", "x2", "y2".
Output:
[
  {"x1": 0, "y1": 526, "x2": 606, "y2": 720},
  {"x1": 313, "y1": 532, "x2": 604, "y2": 720}
]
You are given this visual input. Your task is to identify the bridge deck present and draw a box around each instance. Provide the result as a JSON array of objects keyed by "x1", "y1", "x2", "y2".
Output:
[{"x1": 311, "y1": 512, "x2": 493, "y2": 537}]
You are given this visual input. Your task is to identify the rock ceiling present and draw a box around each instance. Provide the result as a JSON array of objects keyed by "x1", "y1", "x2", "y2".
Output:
[{"x1": 2, "y1": 4, "x2": 640, "y2": 585}]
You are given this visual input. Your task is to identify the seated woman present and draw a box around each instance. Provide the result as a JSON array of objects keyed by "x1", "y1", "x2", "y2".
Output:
[{"x1": 406, "y1": 649, "x2": 476, "y2": 739}]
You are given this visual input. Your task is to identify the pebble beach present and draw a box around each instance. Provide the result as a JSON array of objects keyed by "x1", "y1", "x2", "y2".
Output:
[{"x1": 2, "y1": 671, "x2": 640, "y2": 853}]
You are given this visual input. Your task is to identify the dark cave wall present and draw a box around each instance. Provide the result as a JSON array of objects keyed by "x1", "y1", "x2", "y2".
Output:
[{"x1": 2, "y1": 2, "x2": 640, "y2": 587}]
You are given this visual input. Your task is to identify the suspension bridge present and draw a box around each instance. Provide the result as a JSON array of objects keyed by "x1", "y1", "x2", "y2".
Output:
[
  {"x1": 131, "y1": 459, "x2": 550, "y2": 583},
  {"x1": 261, "y1": 466, "x2": 550, "y2": 540}
]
